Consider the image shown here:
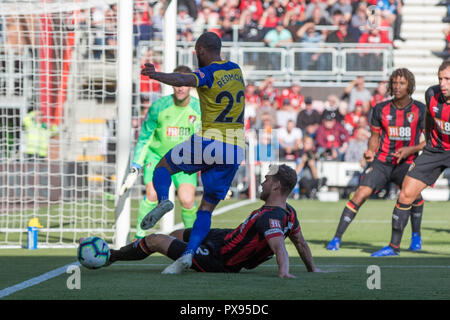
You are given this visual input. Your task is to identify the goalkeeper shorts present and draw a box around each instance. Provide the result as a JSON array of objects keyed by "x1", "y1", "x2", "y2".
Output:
[{"x1": 143, "y1": 150, "x2": 197, "y2": 188}]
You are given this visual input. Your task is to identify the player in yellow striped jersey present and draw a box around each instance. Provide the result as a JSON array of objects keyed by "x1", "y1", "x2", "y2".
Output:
[{"x1": 140, "y1": 32, "x2": 246, "y2": 274}]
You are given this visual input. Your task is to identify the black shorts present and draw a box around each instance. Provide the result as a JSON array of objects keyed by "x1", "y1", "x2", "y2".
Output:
[
  {"x1": 167, "y1": 228, "x2": 238, "y2": 273},
  {"x1": 359, "y1": 159, "x2": 410, "y2": 191},
  {"x1": 407, "y1": 147, "x2": 450, "y2": 186}
]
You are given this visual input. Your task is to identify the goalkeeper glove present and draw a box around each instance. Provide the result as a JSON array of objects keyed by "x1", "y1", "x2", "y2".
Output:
[{"x1": 119, "y1": 166, "x2": 140, "y2": 196}]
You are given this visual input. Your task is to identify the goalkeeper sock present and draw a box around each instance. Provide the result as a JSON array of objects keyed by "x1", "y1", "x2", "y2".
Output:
[
  {"x1": 410, "y1": 197, "x2": 424, "y2": 236},
  {"x1": 181, "y1": 205, "x2": 197, "y2": 229},
  {"x1": 389, "y1": 201, "x2": 412, "y2": 251},
  {"x1": 184, "y1": 210, "x2": 211, "y2": 255},
  {"x1": 135, "y1": 198, "x2": 158, "y2": 239},
  {"x1": 153, "y1": 167, "x2": 172, "y2": 202},
  {"x1": 334, "y1": 200, "x2": 359, "y2": 239},
  {"x1": 109, "y1": 239, "x2": 153, "y2": 263}
]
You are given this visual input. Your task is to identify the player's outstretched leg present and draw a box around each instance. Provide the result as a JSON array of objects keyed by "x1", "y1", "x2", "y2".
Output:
[
  {"x1": 371, "y1": 200, "x2": 411, "y2": 257},
  {"x1": 162, "y1": 209, "x2": 212, "y2": 274},
  {"x1": 136, "y1": 198, "x2": 157, "y2": 238},
  {"x1": 326, "y1": 189, "x2": 367, "y2": 251},
  {"x1": 409, "y1": 196, "x2": 424, "y2": 251},
  {"x1": 141, "y1": 160, "x2": 176, "y2": 230}
]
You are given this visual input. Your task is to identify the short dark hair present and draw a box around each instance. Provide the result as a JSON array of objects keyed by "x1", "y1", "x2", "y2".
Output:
[
  {"x1": 269, "y1": 164, "x2": 298, "y2": 195},
  {"x1": 173, "y1": 65, "x2": 192, "y2": 73},
  {"x1": 388, "y1": 68, "x2": 415, "y2": 96},
  {"x1": 196, "y1": 32, "x2": 222, "y2": 54},
  {"x1": 438, "y1": 59, "x2": 450, "y2": 73}
]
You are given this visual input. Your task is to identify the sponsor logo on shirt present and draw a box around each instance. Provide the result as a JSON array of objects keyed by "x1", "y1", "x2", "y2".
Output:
[{"x1": 269, "y1": 219, "x2": 281, "y2": 229}]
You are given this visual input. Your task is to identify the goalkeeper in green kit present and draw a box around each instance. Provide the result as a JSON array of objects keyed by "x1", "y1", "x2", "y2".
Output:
[{"x1": 120, "y1": 66, "x2": 201, "y2": 239}]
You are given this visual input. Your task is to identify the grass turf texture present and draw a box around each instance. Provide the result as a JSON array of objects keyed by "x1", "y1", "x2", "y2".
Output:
[{"x1": 1, "y1": 199, "x2": 449, "y2": 300}]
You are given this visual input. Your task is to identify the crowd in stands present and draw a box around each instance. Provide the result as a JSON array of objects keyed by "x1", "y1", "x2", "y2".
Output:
[
  {"x1": 432, "y1": 1, "x2": 450, "y2": 60},
  {"x1": 78, "y1": 0, "x2": 402, "y2": 61},
  {"x1": 243, "y1": 74, "x2": 389, "y2": 197}
]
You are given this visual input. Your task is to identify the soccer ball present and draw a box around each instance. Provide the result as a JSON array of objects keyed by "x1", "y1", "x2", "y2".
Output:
[{"x1": 77, "y1": 237, "x2": 110, "y2": 269}]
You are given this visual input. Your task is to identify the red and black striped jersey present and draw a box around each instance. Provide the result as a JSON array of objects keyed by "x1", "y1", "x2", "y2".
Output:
[
  {"x1": 220, "y1": 204, "x2": 300, "y2": 271},
  {"x1": 425, "y1": 85, "x2": 450, "y2": 151},
  {"x1": 370, "y1": 99, "x2": 425, "y2": 164}
]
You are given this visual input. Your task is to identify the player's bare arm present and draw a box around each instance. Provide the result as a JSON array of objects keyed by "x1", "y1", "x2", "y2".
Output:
[
  {"x1": 288, "y1": 229, "x2": 321, "y2": 272},
  {"x1": 142, "y1": 63, "x2": 197, "y2": 87},
  {"x1": 424, "y1": 106, "x2": 434, "y2": 143},
  {"x1": 364, "y1": 129, "x2": 380, "y2": 162},
  {"x1": 267, "y1": 236, "x2": 295, "y2": 278},
  {"x1": 393, "y1": 140, "x2": 426, "y2": 161}
]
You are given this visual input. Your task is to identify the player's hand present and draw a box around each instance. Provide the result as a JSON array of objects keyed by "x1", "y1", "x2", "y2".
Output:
[
  {"x1": 363, "y1": 150, "x2": 375, "y2": 162},
  {"x1": 119, "y1": 167, "x2": 139, "y2": 196},
  {"x1": 141, "y1": 63, "x2": 156, "y2": 78},
  {"x1": 393, "y1": 146, "x2": 414, "y2": 161}
]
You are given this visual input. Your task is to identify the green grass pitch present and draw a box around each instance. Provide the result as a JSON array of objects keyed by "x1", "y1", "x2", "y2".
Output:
[{"x1": 0, "y1": 199, "x2": 449, "y2": 300}]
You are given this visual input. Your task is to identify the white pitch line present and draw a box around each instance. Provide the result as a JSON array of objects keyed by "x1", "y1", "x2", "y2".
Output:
[
  {"x1": 0, "y1": 200, "x2": 257, "y2": 299},
  {"x1": 107, "y1": 263, "x2": 450, "y2": 269},
  {"x1": 0, "y1": 262, "x2": 80, "y2": 299}
]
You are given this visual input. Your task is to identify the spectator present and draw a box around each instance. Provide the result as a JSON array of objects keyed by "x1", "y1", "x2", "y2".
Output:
[
  {"x1": 239, "y1": 0, "x2": 264, "y2": 22},
  {"x1": 323, "y1": 94, "x2": 345, "y2": 123},
  {"x1": 239, "y1": 10, "x2": 264, "y2": 42},
  {"x1": 276, "y1": 99, "x2": 298, "y2": 128},
  {"x1": 133, "y1": 10, "x2": 154, "y2": 47},
  {"x1": 278, "y1": 119, "x2": 303, "y2": 160},
  {"x1": 370, "y1": 81, "x2": 389, "y2": 108},
  {"x1": 351, "y1": 2, "x2": 368, "y2": 39},
  {"x1": 315, "y1": 110, "x2": 349, "y2": 161},
  {"x1": 344, "y1": 100, "x2": 367, "y2": 135},
  {"x1": 297, "y1": 96, "x2": 321, "y2": 137},
  {"x1": 220, "y1": 16, "x2": 234, "y2": 41},
  {"x1": 177, "y1": 5, "x2": 194, "y2": 40},
  {"x1": 245, "y1": 81, "x2": 261, "y2": 107},
  {"x1": 140, "y1": 49, "x2": 161, "y2": 103},
  {"x1": 432, "y1": 25, "x2": 450, "y2": 60},
  {"x1": 325, "y1": 18, "x2": 358, "y2": 43},
  {"x1": 344, "y1": 76, "x2": 372, "y2": 113},
  {"x1": 305, "y1": 2, "x2": 331, "y2": 23},
  {"x1": 351, "y1": 3, "x2": 368, "y2": 30},
  {"x1": 276, "y1": 82, "x2": 304, "y2": 111},
  {"x1": 263, "y1": 21, "x2": 293, "y2": 48},
  {"x1": 255, "y1": 95, "x2": 277, "y2": 129},
  {"x1": 289, "y1": 82, "x2": 305, "y2": 111},
  {"x1": 283, "y1": 0, "x2": 307, "y2": 35},
  {"x1": 244, "y1": 82, "x2": 259, "y2": 129},
  {"x1": 358, "y1": 27, "x2": 392, "y2": 71},
  {"x1": 344, "y1": 126, "x2": 370, "y2": 163},
  {"x1": 193, "y1": 4, "x2": 220, "y2": 38},
  {"x1": 304, "y1": 4, "x2": 330, "y2": 26},
  {"x1": 151, "y1": 5, "x2": 164, "y2": 40},
  {"x1": 377, "y1": 0, "x2": 404, "y2": 41},
  {"x1": 439, "y1": 0, "x2": 450, "y2": 23},
  {"x1": 23, "y1": 109, "x2": 58, "y2": 159},
  {"x1": 259, "y1": 5, "x2": 280, "y2": 29},
  {"x1": 330, "y1": 0, "x2": 353, "y2": 22},
  {"x1": 258, "y1": 76, "x2": 278, "y2": 102},
  {"x1": 296, "y1": 22, "x2": 327, "y2": 71},
  {"x1": 256, "y1": 115, "x2": 278, "y2": 161},
  {"x1": 295, "y1": 135, "x2": 321, "y2": 199},
  {"x1": 178, "y1": 0, "x2": 199, "y2": 20}
]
